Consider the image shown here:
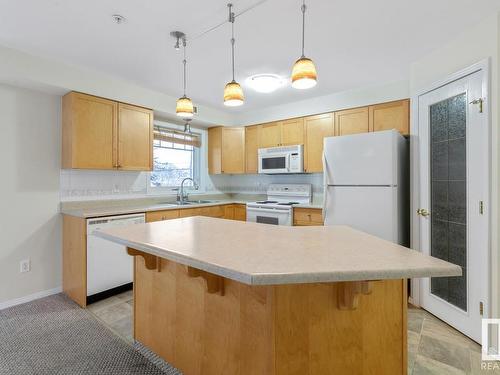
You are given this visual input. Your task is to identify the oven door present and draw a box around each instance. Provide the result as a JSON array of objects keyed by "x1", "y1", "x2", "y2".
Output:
[
  {"x1": 246, "y1": 207, "x2": 292, "y2": 226},
  {"x1": 258, "y1": 154, "x2": 290, "y2": 174}
]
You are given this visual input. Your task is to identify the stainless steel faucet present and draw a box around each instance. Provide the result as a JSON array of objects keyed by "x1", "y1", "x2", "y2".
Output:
[{"x1": 178, "y1": 177, "x2": 199, "y2": 203}]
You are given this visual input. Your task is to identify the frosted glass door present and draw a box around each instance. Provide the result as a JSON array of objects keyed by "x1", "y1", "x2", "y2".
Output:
[{"x1": 429, "y1": 93, "x2": 467, "y2": 310}]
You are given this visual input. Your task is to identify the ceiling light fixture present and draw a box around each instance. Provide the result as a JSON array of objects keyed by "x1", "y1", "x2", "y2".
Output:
[
  {"x1": 291, "y1": 0, "x2": 317, "y2": 89},
  {"x1": 223, "y1": 4, "x2": 244, "y2": 107},
  {"x1": 247, "y1": 74, "x2": 284, "y2": 93},
  {"x1": 174, "y1": 34, "x2": 194, "y2": 119}
]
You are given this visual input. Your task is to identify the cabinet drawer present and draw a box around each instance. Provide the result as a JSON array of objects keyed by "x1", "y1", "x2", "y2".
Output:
[
  {"x1": 293, "y1": 208, "x2": 323, "y2": 226},
  {"x1": 146, "y1": 209, "x2": 180, "y2": 223}
]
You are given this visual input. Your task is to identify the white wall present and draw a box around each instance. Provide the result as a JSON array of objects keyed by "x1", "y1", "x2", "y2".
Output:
[
  {"x1": 409, "y1": 13, "x2": 500, "y2": 318},
  {"x1": 0, "y1": 44, "x2": 233, "y2": 127},
  {"x1": 0, "y1": 84, "x2": 62, "y2": 305}
]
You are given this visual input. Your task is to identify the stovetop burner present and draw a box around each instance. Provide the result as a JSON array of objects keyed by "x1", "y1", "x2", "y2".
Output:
[
  {"x1": 277, "y1": 202, "x2": 300, "y2": 206},
  {"x1": 256, "y1": 200, "x2": 279, "y2": 204}
]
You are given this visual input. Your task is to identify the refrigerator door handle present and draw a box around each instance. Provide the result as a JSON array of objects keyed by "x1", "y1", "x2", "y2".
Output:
[{"x1": 322, "y1": 153, "x2": 328, "y2": 221}]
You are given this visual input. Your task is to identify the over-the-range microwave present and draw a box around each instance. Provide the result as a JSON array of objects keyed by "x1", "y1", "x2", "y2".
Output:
[{"x1": 258, "y1": 144, "x2": 304, "y2": 174}]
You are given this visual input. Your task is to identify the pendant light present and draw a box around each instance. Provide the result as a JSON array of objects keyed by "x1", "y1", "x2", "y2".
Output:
[
  {"x1": 175, "y1": 36, "x2": 194, "y2": 118},
  {"x1": 291, "y1": 0, "x2": 317, "y2": 89},
  {"x1": 223, "y1": 3, "x2": 244, "y2": 107}
]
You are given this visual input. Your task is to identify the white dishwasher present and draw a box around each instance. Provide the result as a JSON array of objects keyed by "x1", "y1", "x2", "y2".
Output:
[{"x1": 86, "y1": 213, "x2": 145, "y2": 298}]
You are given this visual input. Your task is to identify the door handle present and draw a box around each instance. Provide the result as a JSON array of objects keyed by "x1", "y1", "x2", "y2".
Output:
[{"x1": 416, "y1": 208, "x2": 430, "y2": 217}]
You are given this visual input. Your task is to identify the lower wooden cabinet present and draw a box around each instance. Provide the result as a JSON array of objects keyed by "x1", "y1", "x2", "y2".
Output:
[
  {"x1": 293, "y1": 207, "x2": 323, "y2": 226},
  {"x1": 146, "y1": 204, "x2": 247, "y2": 223},
  {"x1": 146, "y1": 209, "x2": 180, "y2": 223},
  {"x1": 223, "y1": 204, "x2": 247, "y2": 221}
]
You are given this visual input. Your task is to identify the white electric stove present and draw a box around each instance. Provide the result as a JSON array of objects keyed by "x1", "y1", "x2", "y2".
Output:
[{"x1": 246, "y1": 184, "x2": 312, "y2": 226}]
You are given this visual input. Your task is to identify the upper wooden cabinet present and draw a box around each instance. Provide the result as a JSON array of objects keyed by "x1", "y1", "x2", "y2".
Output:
[
  {"x1": 335, "y1": 107, "x2": 369, "y2": 136},
  {"x1": 62, "y1": 92, "x2": 153, "y2": 170},
  {"x1": 258, "y1": 118, "x2": 305, "y2": 148},
  {"x1": 117, "y1": 103, "x2": 153, "y2": 171},
  {"x1": 259, "y1": 122, "x2": 281, "y2": 148},
  {"x1": 369, "y1": 99, "x2": 409, "y2": 135},
  {"x1": 304, "y1": 113, "x2": 334, "y2": 173},
  {"x1": 62, "y1": 92, "x2": 117, "y2": 169},
  {"x1": 280, "y1": 118, "x2": 305, "y2": 146},
  {"x1": 245, "y1": 125, "x2": 259, "y2": 174},
  {"x1": 208, "y1": 126, "x2": 245, "y2": 174}
]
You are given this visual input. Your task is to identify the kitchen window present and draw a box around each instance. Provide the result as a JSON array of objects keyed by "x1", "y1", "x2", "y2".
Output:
[{"x1": 150, "y1": 126, "x2": 201, "y2": 190}]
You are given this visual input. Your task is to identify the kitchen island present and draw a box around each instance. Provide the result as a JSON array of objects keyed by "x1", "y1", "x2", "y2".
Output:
[{"x1": 96, "y1": 216, "x2": 461, "y2": 375}]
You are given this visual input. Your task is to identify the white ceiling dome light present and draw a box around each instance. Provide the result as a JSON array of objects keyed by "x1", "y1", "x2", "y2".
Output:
[{"x1": 247, "y1": 74, "x2": 284, "y2": 93}]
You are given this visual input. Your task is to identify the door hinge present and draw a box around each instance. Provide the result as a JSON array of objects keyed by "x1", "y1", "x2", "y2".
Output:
[
  {"x1": 469, "y1": 97, "x2": 485, "y2": 113},
  {"x1": 480, "y1": 301, "x2": 484, "y2": 316},
  {"x1": 479, "y1": 201, "x2": 484, "y2": 215}
]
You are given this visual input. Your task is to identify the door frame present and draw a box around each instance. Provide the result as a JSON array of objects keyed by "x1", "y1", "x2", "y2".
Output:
[{"x1": 409, "y1": 59, "x2": 491, "y2": 319}]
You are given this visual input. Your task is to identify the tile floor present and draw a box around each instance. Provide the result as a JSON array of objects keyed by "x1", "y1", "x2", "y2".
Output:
[{"x1": 89, "y1": 290, "x2": 499, "y2": 375}]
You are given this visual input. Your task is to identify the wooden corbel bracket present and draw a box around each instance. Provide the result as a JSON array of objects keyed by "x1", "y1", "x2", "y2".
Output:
[
  {"x1": 337, "y1": 281, "x2": 373, "y2": 310},
  {"x1": 126, "y1": 248, "x2": 162, "y2": 272},
  {"x1": 187, "y1": 266, "x2": 225, "y2": 296}
]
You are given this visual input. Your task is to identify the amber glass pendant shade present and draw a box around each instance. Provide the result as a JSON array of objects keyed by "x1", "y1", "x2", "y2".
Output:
[
  {"x1": 176, "y1": 96, "x2": 194, "y2": 118},
  {"x1": 223, "y1": 80, "x2": 244, "y2": 107},
  {"x1": 291, "y1": 57, "x2": 317, "y2": 89}
]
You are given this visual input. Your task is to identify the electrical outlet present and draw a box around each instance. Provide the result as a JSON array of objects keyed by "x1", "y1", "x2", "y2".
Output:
[{"x1": 20, "y1": 259, "x2": 31, "y2": 273}]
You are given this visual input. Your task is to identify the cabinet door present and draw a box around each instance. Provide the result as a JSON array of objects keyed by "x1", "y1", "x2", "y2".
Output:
[
  {"x1": 222, "y1": 127, "x2": 245, "y2": 174},
  {"x1": 62, "y1": 92, "x2": 117, "y2": 169},
  {"x1": 259, "y1": 122, "x2": 281, "y2": 148},
  {"x1": 304, "y1": 113, "x2": 334, "y2": 173},
  {"x1": 334, "y1": 107, "x2": 369, "y2": 136},
  {"x1": 245, "y1": 125, "x2": 260, "y2": 174},
  {"x1": 117, "y1": 103, "x2": 153, "y2": 171},
  {"x1": 223, "y1": 205, "x2": 235, "y2": 220},
  {"x1": 281, "y1": 118, "x2": 304, "y2": 146},
  {"x1": 369, "y1": 99, "x2": 409, "y2": 135},
  {"x1": 208, "y1": 127, "x2": 222, "y2": 175},
  {"x1": 293, "y1": 208, "x2": 323, "y2": 226},
  {"x1": 233, "y1": 204, "x2": 247, "y2": 221}
]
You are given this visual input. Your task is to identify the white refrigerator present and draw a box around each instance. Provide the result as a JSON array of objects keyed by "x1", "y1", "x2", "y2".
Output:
[{"x1": 322, "y1": 129, "x2": 409, "y2": 245}]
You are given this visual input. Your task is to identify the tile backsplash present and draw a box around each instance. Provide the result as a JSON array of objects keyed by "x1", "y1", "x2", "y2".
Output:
[
  {"x1": 207, "y1": 173, "x2": 324, "y2": 194},
  {"x1": 61, "y1": 169, "x2": 324, "y2": 201},
  {"x1": 60, "y1": 170, "x2": 149, "y2": 201}
]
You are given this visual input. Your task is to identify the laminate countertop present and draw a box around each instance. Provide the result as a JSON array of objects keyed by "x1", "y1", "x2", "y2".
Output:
[
  {"x1": 61, "y1": 199, "x2": 323, "y2": 218},
  {"x1": 95, "y1": 216, "x2": 461, "y2": 285}
]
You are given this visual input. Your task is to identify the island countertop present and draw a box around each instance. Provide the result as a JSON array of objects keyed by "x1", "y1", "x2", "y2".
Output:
[{"x1": 95, "y1": 216, "x2": 461, "y2": 285}]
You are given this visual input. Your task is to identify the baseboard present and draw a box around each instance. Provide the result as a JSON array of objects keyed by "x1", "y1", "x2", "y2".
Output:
[{"x1": 0, "y1": 286, "x2": 62, "y2": 311}]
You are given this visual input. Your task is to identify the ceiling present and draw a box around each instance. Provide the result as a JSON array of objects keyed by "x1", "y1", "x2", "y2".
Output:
[{"x1": 0, "y1": 0, "x2": 500, "y2": 114}]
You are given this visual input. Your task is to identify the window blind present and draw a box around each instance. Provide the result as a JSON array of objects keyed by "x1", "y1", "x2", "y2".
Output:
[{"x1": 153, "y1": 126, "x2": 201, "y2": 148}]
